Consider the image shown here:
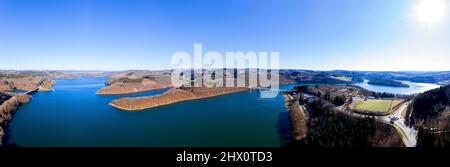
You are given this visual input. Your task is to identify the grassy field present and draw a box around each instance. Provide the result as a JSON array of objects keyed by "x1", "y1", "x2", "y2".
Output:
[
  {"x1": 355, "y1": 99, "x2": 392, "y2": 113},
  {"x1": 390, "y1": 99, "x2": 403, "y2": 111}
]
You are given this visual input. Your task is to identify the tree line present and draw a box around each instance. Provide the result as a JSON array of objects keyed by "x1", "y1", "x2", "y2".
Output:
[
  {"x1": 290, "y1": 98, "x2": 403, "y2": 147},
  {"x1": 409, "y1": 85, "x2": 450, "y2": 147}
]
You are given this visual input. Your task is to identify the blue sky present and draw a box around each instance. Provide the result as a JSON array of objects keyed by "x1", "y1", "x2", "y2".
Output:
[{"x1": 1, "y1": 0, "x2": 449, "y2": 71}]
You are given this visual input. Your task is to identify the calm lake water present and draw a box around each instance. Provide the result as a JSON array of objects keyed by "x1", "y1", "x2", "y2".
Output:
[
  {"x1": 8, "y1": 77, "x2": 297, "y2": 147},
  {"x1": 7, "y1": 77, "x2": 442, "y2": 147},
  {"x1": 353, "y1": 80, "x2": 441, "y2": 95}
]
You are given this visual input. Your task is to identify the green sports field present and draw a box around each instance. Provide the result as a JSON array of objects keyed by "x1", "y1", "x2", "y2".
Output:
[{"x1": 355, "y1": 99, "x2": 392, "y2": 113}]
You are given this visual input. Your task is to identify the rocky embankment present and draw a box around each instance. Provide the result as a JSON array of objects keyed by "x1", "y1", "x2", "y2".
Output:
[
  {"x1": 38, "y1": 80, "x2": 56, "y2": 92},
  {"x1": 110, "y1": 87, "x2": 249, "y2": 111},
  {"x1": 283, "y1": 93, "x2": 308, "y2": 141},
  {"x1": 0, "y1": 94, "x2": 31, "y2": 146}
]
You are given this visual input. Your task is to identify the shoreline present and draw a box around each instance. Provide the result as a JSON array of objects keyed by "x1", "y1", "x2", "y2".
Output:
[
  {"x1": 105, "y1": 82, "x2": 298, "y2": 111},
  {"x1": 96, "y1": 86, "x2": 172, "y2": 95},
  {"x1": 109, "y1": 88, "x2": 249, "y2": 111},
  {"x1": 96, "y1": 85, "x2": 173, "y2": 95},
  {"x1": 0, "y1": 94, "x2": 31, "y2": 146},
  {"x1": 283, "y1": 93, "x2": 308, "y2": 141},
  {"x1": 98, "y1": 81, "x2": 299, "y2": 96}
]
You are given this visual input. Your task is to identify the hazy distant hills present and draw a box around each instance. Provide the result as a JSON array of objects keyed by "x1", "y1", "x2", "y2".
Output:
[
  {"x1": 1, "y1": 69, "x2": 450, "y2": 91},
  {"x1": 333, "y1": 70, "x2": 450, "y2": 84},
  {"x1": 280, "y1": 70, "x2": 450, "y2": 86}
]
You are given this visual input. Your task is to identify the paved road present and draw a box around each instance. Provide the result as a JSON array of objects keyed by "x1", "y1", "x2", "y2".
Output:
[
  {"x1": 378, "y1": 102, "x2": 417, "y2": 147},
  {"x1": 341, "y1": 102, "x2": 417, "y2": 147},
  {"x1": 319, "y1": 95, "x2": 417, "y2": 147}
]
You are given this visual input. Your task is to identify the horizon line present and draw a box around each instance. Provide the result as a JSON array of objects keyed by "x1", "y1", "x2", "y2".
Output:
[{"x1": 1, "y1": 68, "x2": 450, "y2": 73}]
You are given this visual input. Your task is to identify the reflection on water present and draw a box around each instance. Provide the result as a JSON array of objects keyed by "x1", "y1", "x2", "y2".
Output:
[
  {"x1": 8, "y1": 77, "x2": 441, "y2": 147},
  {"x1": 57, "y1": 84, "x2": 106, "y2": 88},
  {"x1": 8, "y1": 77, "x2": 293, "y2": 147},
  {"x1": 277, "y1": 112, "x2": 293, "y2": 146},
  {"x1": 353, "y1": 80, "x2": 441, "y2": 95}
]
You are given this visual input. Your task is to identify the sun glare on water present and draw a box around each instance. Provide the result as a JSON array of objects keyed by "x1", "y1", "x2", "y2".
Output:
[{"x1": 414, "y1": 0, "x2": 448, "y2": 25}]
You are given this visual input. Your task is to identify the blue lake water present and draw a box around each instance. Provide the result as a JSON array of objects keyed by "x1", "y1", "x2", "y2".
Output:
[
  {"x1": 8, "y1": 77, "x2": 298, "y2": 147},
  {"x1": 7, "y1": 77, "x2": 441, "y2": 147},
  {"x1": 353, "y1": 80, "x2": 441, "y2": 95}
]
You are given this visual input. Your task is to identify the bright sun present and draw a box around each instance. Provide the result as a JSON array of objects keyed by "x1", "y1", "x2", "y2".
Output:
[{"x1": 414, "y1": 0, "x2": 448, "y2": 25}]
